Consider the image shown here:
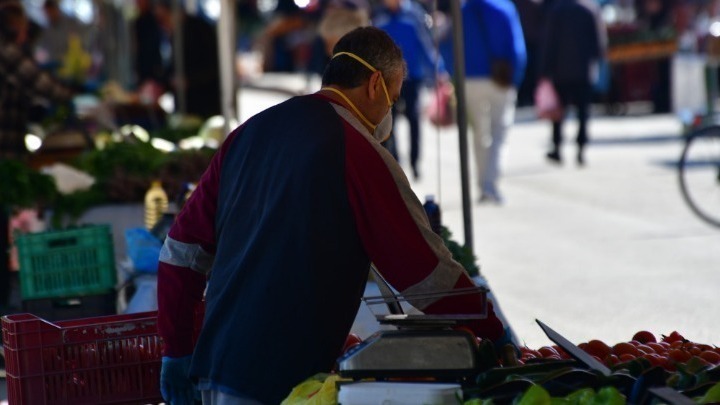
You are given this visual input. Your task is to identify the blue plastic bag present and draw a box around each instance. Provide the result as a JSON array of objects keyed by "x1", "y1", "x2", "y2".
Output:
[
  {"x1": 593, "y1": 58, "x2": 611, "y2": 94},
  {"x1": 125, "y1": 227, "x2": 162, "y2": 273}
]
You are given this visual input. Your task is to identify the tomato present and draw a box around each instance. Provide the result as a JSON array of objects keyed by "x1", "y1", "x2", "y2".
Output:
[
  {"x1": 604, "y1": 354, "x2": 620, "y2": 367},
  {"x1": 700, "y1": 350, "x2": 720, "y2": 365},
  {"x1": 538, "y1": 346, "x2": 559, "y2": 358},
  {"x1": 619, "y1": 353, "x2": 636, "y2": 362},
  {"x1": 643, "y1": 353, "x2": 665, "y2": 367},
  {"x1": 662, "y1": 331, "x2": 685, "y2": 343},
  {"x1": 689, "y1": 346, "x2": 702, "y2": 356},
  {"x1": 647, "y1": 342, "x2": 667, "y2": 354},
  {"x1": 613, "y1": 342, "x2": 640, "y2": 357},
  {"x1": 520, "y1": 347, "x2": 542, "y2": 360},
  {"x1": 342, "y1": 333, "x2": 363, "y2": 354},
  {"x1": 585, "y1": 340, "x2": 612, "y2": 359},
  {"x1": 552, "y1": 345, "x2": 571, "y2": 359},
  {"x1": 632, "y1": 330, "x2": 657, "y2": 344},
  {"x1": 637, "y1": 344, "x2": 655, "y2": 354},
  {"x1": 668, "y1": 349, "x2": 692, "y2": 363}
]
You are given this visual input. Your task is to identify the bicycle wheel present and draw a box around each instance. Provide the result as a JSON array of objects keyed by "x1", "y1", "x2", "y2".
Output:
[{"x1": 678, "y1": 125, "x2": 720, "y2": 227}]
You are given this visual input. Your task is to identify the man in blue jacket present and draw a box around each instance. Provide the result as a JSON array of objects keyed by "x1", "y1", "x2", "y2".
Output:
[
  {"x1": 443, "y1": 0, "x2": 526, "y2": 203},
  {"x1": 374, "y1": 0, "x2": 447, "y2": 180}
]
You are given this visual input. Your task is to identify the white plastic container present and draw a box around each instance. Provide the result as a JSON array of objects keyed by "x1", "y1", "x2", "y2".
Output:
[{"x1": 337, "y1": 381, "x2": 462, "y2": 405}]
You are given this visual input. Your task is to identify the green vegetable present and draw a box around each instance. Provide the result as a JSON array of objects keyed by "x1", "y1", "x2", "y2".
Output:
[
  {"x1": 516, "y1": 385, "x2": 552, "y2": 405},
  {"x1": 594, "y1": 386, "x2": 625, "y2": 405},
  {"x1": 441, "y1": 225, "x2": 479, "y2": 277},
  {"x1": 697, "y1": 381, "x2": 720, "y2": 404},
  {"x1": 0, "y1": 159, "x2": 57, "y2": 207}
]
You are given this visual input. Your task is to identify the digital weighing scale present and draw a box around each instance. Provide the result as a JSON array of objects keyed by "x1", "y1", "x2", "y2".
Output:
[{"x1": 337, "y1": 267, "x2": 489, "y2": 381}]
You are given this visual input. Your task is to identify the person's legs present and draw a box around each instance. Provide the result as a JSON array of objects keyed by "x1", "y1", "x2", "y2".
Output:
[
  {"x1": 465, "y1": 79, "x2": 492, "y2": 201},
  {"x1": 403, "y1": 79, "x2": 422, "y2": 179},
  {"x1": 547, "y1": 120, "x2": 563, "y2": 163},
  {"x1": 547, "y1": 83, "x2": 569, "y2": 163},
  {"x1": 484, "y1": 84, "x2": 516, "y2": 201},
  {"x1": 574, "y1": 82, "x2": 592, "y2": 165}
]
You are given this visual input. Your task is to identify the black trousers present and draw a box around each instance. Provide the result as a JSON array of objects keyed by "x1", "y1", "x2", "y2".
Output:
[{"x1": 552, "y1": 81, "x2": 592, "y2": 149}]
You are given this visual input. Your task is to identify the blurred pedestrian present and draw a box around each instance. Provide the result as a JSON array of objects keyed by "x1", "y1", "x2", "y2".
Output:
[
  {"x1": 512, "y1": 0, "x2": 543, "y2": 107},
  {"x1": 0, "y1": 0, "x2": 72, "y2": 159},
  {"x1": 539, "y1": 0, "x2": 606, "y2": 165},
  {"x1": 374, "y1": 0, "x2": 447, "y2": 180},
  {"x1": 34, "y1": 0, "x2": 89, "y2": 71},
  {"x1": 132, "y1": 0, "x2": 164, "y2": 89},
  {"x1": 442, "y1": 0, "x2": 526, "y2": 203},
  {"x1": 154, "y1": 0, "x2": 221, "y2": 119},
  {"x1": 307, "y1": 0, "x2": 371, "y2": 76}
]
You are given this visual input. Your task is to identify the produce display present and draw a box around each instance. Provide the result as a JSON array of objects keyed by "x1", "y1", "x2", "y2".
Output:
[
  {"x1": 471, "y1": 330, "x2": 720, "y2": 403},
  {"x1": 606, "y1": 24, "x2": 677, "y2": 63},
  {"x1": 282, "y1": 330, "x2": 720, "y2": 404}
]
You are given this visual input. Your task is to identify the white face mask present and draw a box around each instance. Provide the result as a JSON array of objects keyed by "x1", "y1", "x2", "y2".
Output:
[
  {"x1": 374, "y1": 109, "x2": 393, "y2": 142},
  {"x1": 321, "y1": 51, "x2": 395, "y2": 141}
]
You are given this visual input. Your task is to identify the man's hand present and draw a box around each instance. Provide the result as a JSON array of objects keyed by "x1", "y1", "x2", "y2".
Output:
[{"x1": 160, "y1": 355, "x2": 196, "y2": 405}]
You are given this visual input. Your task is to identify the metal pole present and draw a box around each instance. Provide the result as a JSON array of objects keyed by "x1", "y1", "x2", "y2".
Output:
[
  {"x1": 449, "y1": 0, "x2": 474, "y2": 251},
  {"x1": 218, "y1": 0, "x2": 238, "y2": 137},
  {"x1": 172, "y1": 0, "x2": 187, "y2": 115}
]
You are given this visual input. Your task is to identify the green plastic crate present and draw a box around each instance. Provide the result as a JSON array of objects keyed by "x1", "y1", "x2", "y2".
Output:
[{"x1": 16, "y1": 224, "x2": 116, "y2": 300}]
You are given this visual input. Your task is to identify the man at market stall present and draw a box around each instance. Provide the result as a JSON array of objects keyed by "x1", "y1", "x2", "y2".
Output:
[{"x1": 158, "y1": 26, "x2": 509, "y2": 405}]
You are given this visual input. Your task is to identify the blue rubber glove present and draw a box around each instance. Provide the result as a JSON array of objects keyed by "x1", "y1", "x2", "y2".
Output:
[{"x1": 160, "y1": 355, "x2": 196, "y2": 405}]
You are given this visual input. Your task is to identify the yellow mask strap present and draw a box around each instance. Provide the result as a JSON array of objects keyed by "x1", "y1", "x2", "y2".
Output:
[
  {"x1": 332, "y1": 51, "x2": 392, "y2": 107},
  {"x1": 322, "y1": 86, "x2": 377, "y2": 130}
]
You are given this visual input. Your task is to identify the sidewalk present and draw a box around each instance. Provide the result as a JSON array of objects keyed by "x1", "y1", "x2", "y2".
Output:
[{"x1": 394, "y1": 101, "x2": 720, "y2": 348}]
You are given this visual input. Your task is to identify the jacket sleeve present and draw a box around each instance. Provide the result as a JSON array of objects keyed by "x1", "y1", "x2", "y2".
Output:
[
  {"x1": 343, "y1": 121, "x2": 503, "y2": 340},
  {"x1": 157, "y1": 128, "x2": 239, "y2": 357},
  {"x1": 507, "y1": 5, "x2": 527, "y2": 87}
]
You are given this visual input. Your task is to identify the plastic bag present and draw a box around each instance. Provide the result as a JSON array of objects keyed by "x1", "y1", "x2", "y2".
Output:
[
  {"x1": 125, "y1": 227, "x2": 162, "y2": 273},
  {"x1": 280, "y1": 373, "x2": 340, "y2": 405},
  {"x1": 426, "y1": 80, "x2": 456, "y2": 127},
  {"x1": 534, "y1": 79, "x2": 563, "y2": 121}
]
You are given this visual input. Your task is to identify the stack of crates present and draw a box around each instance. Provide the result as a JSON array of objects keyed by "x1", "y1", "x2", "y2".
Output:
[
  {"x1": 1, "y1": 306, "x2": 205, "y2": 404},
  {"x1": 15, "y1": 224, "x2": 118, "y2": 321},
  {"x1": 2, "y1": 311, "x2": 164, "y2": 404}
]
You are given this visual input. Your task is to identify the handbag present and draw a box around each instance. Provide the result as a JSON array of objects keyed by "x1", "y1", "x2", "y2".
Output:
[
  {"x1": 426, "y1": 80, "x2": 456, "y2": 127},
  {"x1": 490, "y1": 60, "x2": 513, "y2": 88},
  {"x1": 534, "y1": 78, "x2": 563, "y2": 121}
]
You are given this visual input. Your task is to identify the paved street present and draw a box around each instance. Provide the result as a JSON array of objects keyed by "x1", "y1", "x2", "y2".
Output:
[{"x1": 379, "y1": 99, "x2": 720, "y2": 349}]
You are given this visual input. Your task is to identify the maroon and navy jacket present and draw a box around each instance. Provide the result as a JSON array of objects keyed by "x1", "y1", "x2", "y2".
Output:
[{"x1": 157, "y1": 93, "x2": 502, "y2": 403}]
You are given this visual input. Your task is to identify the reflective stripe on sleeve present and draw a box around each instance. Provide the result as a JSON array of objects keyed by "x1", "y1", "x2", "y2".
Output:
[
  {"x1": 159, "y1": 236, "x2": 215, "y2": 275},
  {"x1": 400, "y1": 264, "x2": 464, "y2": 310}
]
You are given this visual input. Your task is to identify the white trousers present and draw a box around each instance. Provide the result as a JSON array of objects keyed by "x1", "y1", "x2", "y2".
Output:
[{"x1": 465, "y1": 79, "x2": 517, "y2": 196}]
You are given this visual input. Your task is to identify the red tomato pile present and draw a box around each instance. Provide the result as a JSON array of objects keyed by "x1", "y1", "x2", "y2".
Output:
[{"x1": 520, "y1": 331, "x2": 720, "y2": 371}]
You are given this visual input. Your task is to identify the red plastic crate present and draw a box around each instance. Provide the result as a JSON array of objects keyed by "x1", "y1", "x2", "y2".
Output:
[{"x1": 2, "y1": 306, "x2": 204, "y2": 404}]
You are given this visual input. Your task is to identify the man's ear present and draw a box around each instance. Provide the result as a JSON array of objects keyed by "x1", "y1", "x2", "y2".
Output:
[{"x1": 367, "y1": 71, "x2": 384, "y2": 101}]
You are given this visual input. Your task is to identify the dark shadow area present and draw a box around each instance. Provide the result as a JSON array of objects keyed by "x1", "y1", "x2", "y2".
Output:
[{"x1": 589, "y1": 134, "x2": 683, "y2": 146}]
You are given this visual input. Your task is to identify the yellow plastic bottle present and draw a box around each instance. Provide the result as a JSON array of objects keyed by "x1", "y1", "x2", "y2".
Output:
[{"x1": 144, "y1": 180, "x2": 168, "y2": 230}]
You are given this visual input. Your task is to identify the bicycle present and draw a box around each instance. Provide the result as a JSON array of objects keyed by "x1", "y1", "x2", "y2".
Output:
[{"x1": 678, "y1": 124, "x2": 720, "y2": 227}]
